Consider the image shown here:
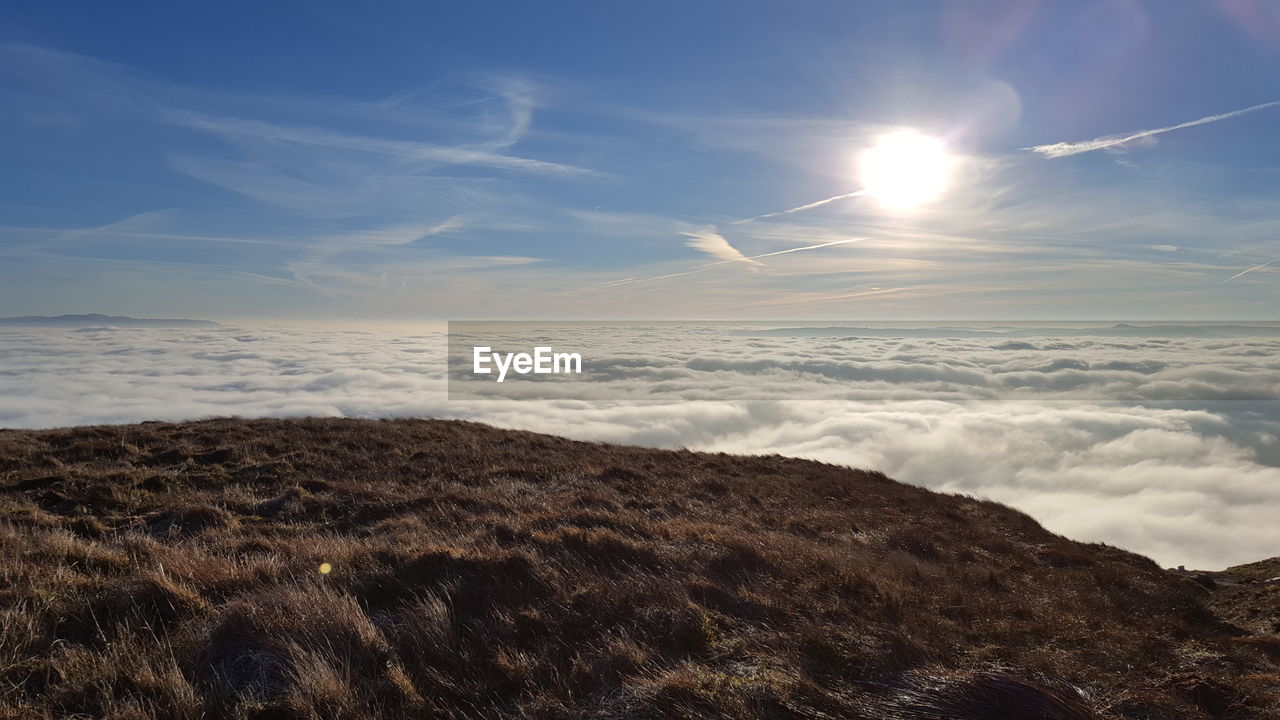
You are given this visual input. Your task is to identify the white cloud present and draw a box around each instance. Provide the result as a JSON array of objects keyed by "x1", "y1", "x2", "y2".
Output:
[{"x1": 681, "y1": 227, "x2": 758, "y2": 265}]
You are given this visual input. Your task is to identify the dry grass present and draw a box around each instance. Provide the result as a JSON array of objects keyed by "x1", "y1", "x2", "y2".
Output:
[
  {"x1": 1200, "y1": 557, "x2": 1280, "y2": 644},
  {"x1": 0, "y1": 417, "x2": 1275, "y2": 719}
]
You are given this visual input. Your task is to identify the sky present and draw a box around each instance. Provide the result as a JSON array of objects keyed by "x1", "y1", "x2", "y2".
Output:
[{"x1": 2, "y1": 0, "x2": 1280, "y2": 322}]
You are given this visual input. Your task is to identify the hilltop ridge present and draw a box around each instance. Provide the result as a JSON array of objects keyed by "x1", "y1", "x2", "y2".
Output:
[{"x1": 0, "y1": 418, "x2": 1276, "y2": 719}]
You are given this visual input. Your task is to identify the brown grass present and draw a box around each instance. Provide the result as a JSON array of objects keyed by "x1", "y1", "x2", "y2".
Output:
[{"x1": 0, "y1": 417, "x2": 1276, "y2": 719}]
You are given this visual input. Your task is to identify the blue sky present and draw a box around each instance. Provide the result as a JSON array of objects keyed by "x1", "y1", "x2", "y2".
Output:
[{"x1": 2, "y1": 0, "x2": 1279, "y2": 322}]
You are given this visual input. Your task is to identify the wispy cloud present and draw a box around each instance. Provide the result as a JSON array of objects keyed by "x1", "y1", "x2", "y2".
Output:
[
  {"x1": 228, "y1": 270, "x2": 309, "y2": 287},
  {"x1": 1027, "y1": 101, "x2": 1280, "y2": 158},
  {"x1": 323, "y1": 219, "x2": 470, "y2": 249},
  {"x1": 575, "y1": 237, "x2": 865, "y2": 292},
  {"x1": 479, "y1": 76, "x2": 539, "y2": 151},
  {"x1": 3, "y1": 210, "x2": 300, "y2": 265},
  {"x1": 681, "y1": 227, "x2": 759, "y2": 265},
  {"x1": 287, "y1": 218, "x2": 471, "y2": 294},
  {"x1": 164, "y1": 110, "x2": 598, "y2": 177},
  {"x1": 39, "y1": 210, "x2": 180, "y2": 251}
]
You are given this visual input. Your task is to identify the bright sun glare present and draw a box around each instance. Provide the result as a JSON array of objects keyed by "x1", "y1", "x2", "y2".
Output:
[{"x1": 857, "y1": 130, "x2": 953, "y2": 211}]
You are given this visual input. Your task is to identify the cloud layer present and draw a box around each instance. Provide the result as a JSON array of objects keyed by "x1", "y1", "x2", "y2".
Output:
[
  {"x1": 448, "y1": 323, "x2": 1280, "y2": 403},
  {"x1": 3, "y1": 325, "x2": 1279, "y2": 570}
]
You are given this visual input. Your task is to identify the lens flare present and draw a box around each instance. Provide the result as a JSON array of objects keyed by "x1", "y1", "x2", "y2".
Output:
[{"x1": 857, "y1": 130, "x2": 953, "y2": 210}]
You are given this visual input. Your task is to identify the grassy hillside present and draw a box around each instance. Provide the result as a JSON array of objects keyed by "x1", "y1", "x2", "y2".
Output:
[
  {"x1": 1201, "y1": 558, "x2": 1280, "y2": 643},
  {"x1": 0, "y1": 418, "x2": 1276, "y2": 719}
]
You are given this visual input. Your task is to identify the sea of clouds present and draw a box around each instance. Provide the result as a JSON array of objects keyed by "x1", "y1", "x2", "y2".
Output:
[{"x1": 3, "y1": 324, "x2": 1279, "y2": 570}]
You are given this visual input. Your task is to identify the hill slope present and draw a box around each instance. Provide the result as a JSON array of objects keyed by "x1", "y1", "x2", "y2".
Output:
[
  {"x1": 1199, "y1": 558, "x2": 1280, "y2": 641},
  {"x1": 0, "y1": 418, "x2": 1276, "y2": 719}
]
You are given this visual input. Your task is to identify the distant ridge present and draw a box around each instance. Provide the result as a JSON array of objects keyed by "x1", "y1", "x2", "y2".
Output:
[
  {"x1": 731, "y1": 322, "x2": 1280, "y2": 339},
  {"x1": 0, "y1": 313, "x2": 220, "y2": 328}
]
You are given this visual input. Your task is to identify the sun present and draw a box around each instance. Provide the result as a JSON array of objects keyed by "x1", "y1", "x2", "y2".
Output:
[{"x1": 857, "y1": 130, "x2": 953, "y2": 211}]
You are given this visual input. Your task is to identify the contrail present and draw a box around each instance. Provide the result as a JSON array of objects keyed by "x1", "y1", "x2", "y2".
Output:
[
  {"x1": 743, "y1": 237, "x2": 864, "y2": 260},
  {"x1": 572, "y1": 237, "x2": 865, "y2": 293},
  {"x1": 1027, "y1": 100, "x2": 1280, "y2": 158},
  {"x1": 660, "y1": 236, "x2": 864, "y2": 274},
  {"x1": 577, "y1": 277, "x2": 639, "y2": 292},
  {"x1": 732, "y1": 191, "x2": 866, "y2": 224},
  {"x1": 1221, "y1": 259, "x2": 1275, "y2": 284}
]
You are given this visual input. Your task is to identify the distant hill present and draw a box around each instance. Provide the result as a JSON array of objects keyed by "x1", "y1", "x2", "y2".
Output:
[
  {"x1": 0, "y1": 418, "x2": 1275, "y2": 719},
  {"x1": 0, "y1": 313, "x2": 219, "y2": 328},
  {"x1": 732, "y1": 322, "x2": 1280, "y2": 339}
]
